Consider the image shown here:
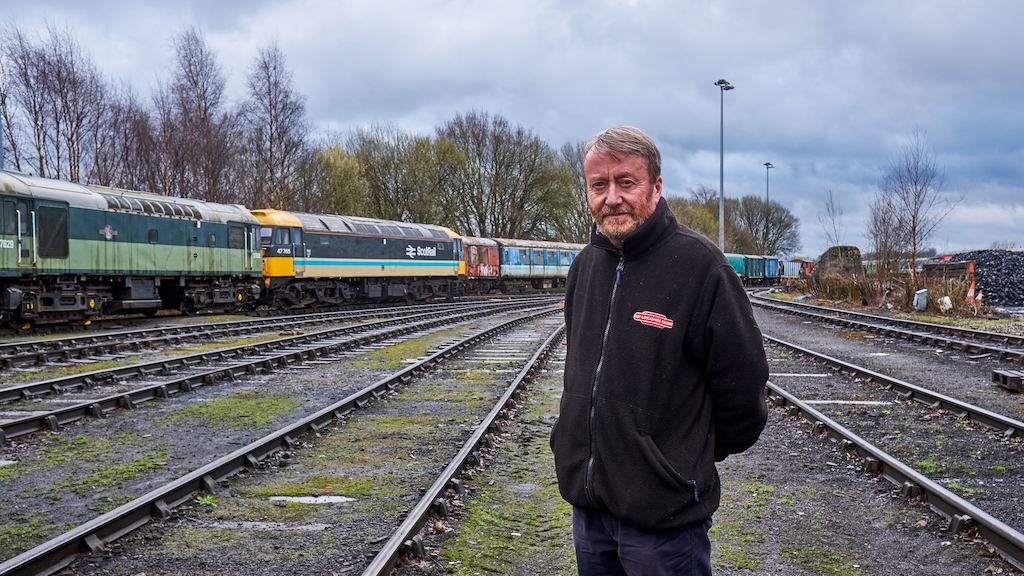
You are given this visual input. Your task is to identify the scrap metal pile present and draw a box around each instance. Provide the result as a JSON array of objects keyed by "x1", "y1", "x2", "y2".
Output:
[{"x1": 952, "y1": 249, "x2": 1024, "y2": 306}]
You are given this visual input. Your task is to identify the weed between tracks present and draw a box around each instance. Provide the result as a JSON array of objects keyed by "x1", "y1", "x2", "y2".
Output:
[
  {"x1": 348, "y1": 328, "x2": 462, "y2": 370},
  {"x1": 431, "y1": 364, "x2": 576, "y2": 576},
  {"x1": 164, "y1": 390, "x2": 301, "y2": 429},
  {"x1": 137, "y1": 349, "x2": 526, "y2": 572}
]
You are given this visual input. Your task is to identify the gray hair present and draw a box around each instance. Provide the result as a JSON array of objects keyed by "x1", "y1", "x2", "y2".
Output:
[{"x1": 583, "y1": 125, "x2": 661, "y2": 182}]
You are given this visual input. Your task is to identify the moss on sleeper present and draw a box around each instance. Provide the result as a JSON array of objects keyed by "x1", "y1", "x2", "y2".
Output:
[{"x1": 173, "y1": 334, "x2": 286, "y2": 354}]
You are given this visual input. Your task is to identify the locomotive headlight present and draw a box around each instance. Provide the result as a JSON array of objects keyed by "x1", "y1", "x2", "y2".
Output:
[{"x1": 88, "y1": 298, "x2": 96, "y2": 309}]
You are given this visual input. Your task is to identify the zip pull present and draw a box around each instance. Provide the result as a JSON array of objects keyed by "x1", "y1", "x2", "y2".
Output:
[{"x1": 614, "y1": 259, "x2": 624, "y2": 286}]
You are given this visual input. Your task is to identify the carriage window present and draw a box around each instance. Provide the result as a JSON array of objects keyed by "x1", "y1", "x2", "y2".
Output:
[
  {"x1": 148, "y1": 229, "x2": 159, "y2": 244},
  {"x1": 228, "y1": 226, "x2": 245, "y2": 249},
  {"x1": 37, "y1": 206, "x2": 69, "y2": 258},
  {"x1": 207, "y1": 233, "x2": 217, "y2": 247},
  {"x1": 1, "y1": 201, "x2": 15, "y2": 235}
]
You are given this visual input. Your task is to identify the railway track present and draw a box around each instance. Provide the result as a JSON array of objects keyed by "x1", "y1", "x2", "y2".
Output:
[
  {"x1": 0, "y1": 296, "x2": 561, "y2": 370},
  {"x1": 0, "y1": 309, "x2": 564, "y2": 575},
  {"x1": 0, "y1": 299, "x2": 559, "y2": 443},
  {"x1": 764, "y1": 339, "x2": 1024, "y2": 570},
  {"x1": 751, "y1": 294, "x2": 1024, "y2": 363}
]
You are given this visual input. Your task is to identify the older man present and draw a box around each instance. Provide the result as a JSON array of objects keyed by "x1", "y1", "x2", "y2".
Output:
[{"x1": 550, "y1": 126, "x2": 768, "y2": 575}]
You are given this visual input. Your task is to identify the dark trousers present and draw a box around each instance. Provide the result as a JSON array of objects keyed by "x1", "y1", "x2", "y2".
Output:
[{"x1": 572, "y1": 507, "x2": 712, "y2": 576}]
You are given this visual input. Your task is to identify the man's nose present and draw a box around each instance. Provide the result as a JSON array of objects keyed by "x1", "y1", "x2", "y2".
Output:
[{"x1": 605, "y1": 183, "x2": 623, "y2": 206}]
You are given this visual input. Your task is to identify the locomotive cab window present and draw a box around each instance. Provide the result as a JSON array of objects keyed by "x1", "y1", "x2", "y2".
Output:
[
  {"x1": 228, "y1": 226, "x2": 245, "y2": 249},
  {"x1": 148, "y1": 228, "x2": 159, "y2": 244},
  {"x1": 259, "y1": 227, "x2": 273, "y2": 246},
  {"x1": 273, "y1": 228, "x2": 291, "y2": 245},
  {"x1": 1, "y1": 200, "x2": 15, "y2": 235},
  {"x1": 37, "y1": 205, "x2": 69, "y2": 258}
]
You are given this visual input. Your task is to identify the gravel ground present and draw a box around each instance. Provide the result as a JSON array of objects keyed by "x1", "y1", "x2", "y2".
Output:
[
  {"x1": 767, "y1": 345, "x2": 1024, "y2": 537},
  {"x1": 0, "y1": 309, "x2": 542, "y2": 562},
  {"x1": 58, "y1": 315, "x2": 563, "y2": 575},
  {"x1": 393, "y1": 342, "x2": 1021, "y2": 575},
  {"x1": 754, "y1": 306, "x2": 1024, "y2": 423}
]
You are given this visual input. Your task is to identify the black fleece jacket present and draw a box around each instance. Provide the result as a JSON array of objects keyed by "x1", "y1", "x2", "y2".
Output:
[{"x1": 550, "y1": 198, "x2": 768, "y2": 530}]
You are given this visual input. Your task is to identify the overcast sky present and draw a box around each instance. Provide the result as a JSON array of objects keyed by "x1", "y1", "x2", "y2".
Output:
[{"x1": 8, "y1": 1, "x2": 1024, "y2": 257}]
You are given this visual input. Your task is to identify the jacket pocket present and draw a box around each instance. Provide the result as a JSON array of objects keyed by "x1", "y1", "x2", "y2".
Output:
[{"x1": 638, "y1": 435, "x2": 700, "y2": 502}]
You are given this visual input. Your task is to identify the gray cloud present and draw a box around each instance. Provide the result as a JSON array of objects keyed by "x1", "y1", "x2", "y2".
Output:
[{"x1": 8, "y1": 0, "x2": 1024, "y2": 255}]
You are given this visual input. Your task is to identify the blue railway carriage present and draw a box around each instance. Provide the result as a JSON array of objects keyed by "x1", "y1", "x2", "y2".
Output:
[
  {"x1": 0, "y1": 171, "x2": 262, "y2": 325},
  {"x1": 253, "y1": 209, "x2": 461, "y2": 307},
  {"x1": 491, "y1": 238, "x2": 585, "y2": 290}
]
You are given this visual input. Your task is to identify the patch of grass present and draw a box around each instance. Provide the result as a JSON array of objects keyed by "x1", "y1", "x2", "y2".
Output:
[
  {"x1": 171, "y1": 527, "x2": 247, "y2": 553},
  {"x1": 243, "y1": 475, "x2": 383, "y2": 498},
  {"x1": 7, "y1": 359, "x2": 128, "y2": 383},
  {"x1": 56, "y1": 451, "x2": 167, "y2": 495},
  {"x1": 349, "y1": 329, "x2": 460, "y2": 370},
  {"x1": 196, "y1": 494, "x2": 220, "y2": 507},
  {"x1": 205, "y1": 497, "x2": 318, "y2": 523},
  {"x1": 711, "y1": 518, "x2": 763, "y2": 571},
  {"x1": 164, "y1": 391, "x2": 300, "y2": 429},
  {"x1": 913, "y1": 458, "x2": 943, "y2": 475},
  {"x1": 39, "y1": 435, "x2": 113, "y2": 467},
  {"x1": 174, "y1": 334, "x2": 284, "y2": 354},
  {"x1": 0, "y1": 514, "x2": 59, "y2": 557},
  {"x1": 991, "y1": 465, "x2": 1008, "y2": 475},
  {"x1": 784, "y1": 544, "x2": 862, "y2": 576}
]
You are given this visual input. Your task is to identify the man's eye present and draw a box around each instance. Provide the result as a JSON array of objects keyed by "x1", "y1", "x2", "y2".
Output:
[
  {"x1": 620, "y1": 179, "x2": 635, "y2": 188},
  {"x1": 590, "y1": 182, "x2": 606, "y2": 190}
]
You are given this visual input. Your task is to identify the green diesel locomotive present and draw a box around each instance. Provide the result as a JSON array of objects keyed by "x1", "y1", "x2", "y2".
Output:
[{"x1": 0, "y1": 171, "x2": 262, "y2": 326}]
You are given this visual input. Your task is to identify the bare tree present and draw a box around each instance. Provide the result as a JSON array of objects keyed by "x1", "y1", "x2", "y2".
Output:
[
  {"x1": 867, "y1": 190, "x2": 906, "y2": 283},
  {"x1": 546, "y1": 141, "x2": 591, "y2": 243},
  {"x1": 881, "y1": 130, "x2": 958, "y2": 282},
  {"x1": 2, "y1": 26, "x2": 50, "y2": 175},
  {"x1": 688, "y1": 184, "x2": 718, "y2": 205},
  {"x1": 166, "y1": 27, "x2": 236, "y2": 202},
  {"x1": 818, "y1": 189, "x2": 845, "y2": 246},
  {"x1": 438, "y1": 110, "x2": 562, "y2": 239},
  {"x1": 240, "y1": 43, "x2": 308, "y2": 209},
  {"x1": 734, "y1": 195, "x2": 800, "y2": 255},
  {"x1": 0, "y1": 50, "x2": 22, "y2": 171}
]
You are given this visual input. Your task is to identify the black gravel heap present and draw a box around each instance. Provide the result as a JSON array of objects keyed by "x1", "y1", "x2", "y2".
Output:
[{"x1": 952, "y1": 249, "x2": 1024, "y2": 306}]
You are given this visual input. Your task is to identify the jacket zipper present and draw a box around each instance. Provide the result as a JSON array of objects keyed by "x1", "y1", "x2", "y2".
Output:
[{"x1": 585, "y1": 257, "x2": 624, "y2": 505}]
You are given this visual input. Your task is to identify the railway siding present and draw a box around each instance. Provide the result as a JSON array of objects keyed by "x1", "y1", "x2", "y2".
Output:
[{"x1": 37, "y1": 316, "x2": 564, "y2": 575}]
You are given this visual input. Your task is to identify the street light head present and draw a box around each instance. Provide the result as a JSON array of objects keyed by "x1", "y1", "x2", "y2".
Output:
[
  {"x1": 764, "y1": 162, "x2": 774, "y2": 169},
  {"x1": 715, "y1": 79, "x2": 734, "y2": 90}
]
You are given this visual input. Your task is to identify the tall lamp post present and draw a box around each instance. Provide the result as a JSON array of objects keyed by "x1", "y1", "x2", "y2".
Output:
[
  {"x1": 715, "y1": 79, "x2": 734, "y2": 251},
  {"x1": 763, "y1": 161, "x2": 774, "y2": 253}
]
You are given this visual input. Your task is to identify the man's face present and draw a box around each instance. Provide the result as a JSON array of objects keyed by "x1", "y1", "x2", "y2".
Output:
[{"x1": 584, "y1": 150, "x2": 663, "y2": 244}]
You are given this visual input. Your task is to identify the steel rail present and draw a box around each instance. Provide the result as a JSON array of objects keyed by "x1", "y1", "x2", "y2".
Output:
[
  {"x1": 752, "y1": 296, "x2": 1024, "y2": 363},
  {"x1": 0, "y1": 301, "x2": 559, "y2": 444},
  {"x1": 362, "y1": 323, "x2": 565, "y2": 575},
  {"x1": 766, "y1": 381, "x2": 1024, "y2": 571},
  {"x1": 0, "y1": 308, "x2": 560, "y2": 576},
  {"x1": 0, "y1": 298, "x2": 561, "y2": 370},
  {"x1": 764, "y1": 334, "x2": 1024, "y2": 438},
  {"x1": 0, "y1": 299, "x2": 545, "y2": 406}
]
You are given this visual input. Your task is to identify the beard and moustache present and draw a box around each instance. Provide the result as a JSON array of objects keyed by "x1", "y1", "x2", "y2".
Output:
[{"x1": 594, "y1": 196, "x2": 658, "y2": 244}]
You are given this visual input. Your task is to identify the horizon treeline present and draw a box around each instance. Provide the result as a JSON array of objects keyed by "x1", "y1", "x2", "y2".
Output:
[{"x1": 0, "y1": 24, "x2": 799, "y2": 251}]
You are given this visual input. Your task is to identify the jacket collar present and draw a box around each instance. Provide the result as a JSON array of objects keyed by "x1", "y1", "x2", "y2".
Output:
[{"x1": 590, "y1": 198, "x2": 677, "y2": 259}]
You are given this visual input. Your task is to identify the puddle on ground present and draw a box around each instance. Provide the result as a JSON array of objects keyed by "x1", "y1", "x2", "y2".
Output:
[
  {"x1": 205, "y1": 520, "x2": 333, "y2": 531},
  {"x1": 268, "y1": 495, "x2": 356, "y2": 504}
]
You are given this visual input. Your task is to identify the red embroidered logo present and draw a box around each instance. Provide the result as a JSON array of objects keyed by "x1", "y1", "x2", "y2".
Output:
[{"x1": 633, "y1": 311, "x2": 674, "y2": 329}]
